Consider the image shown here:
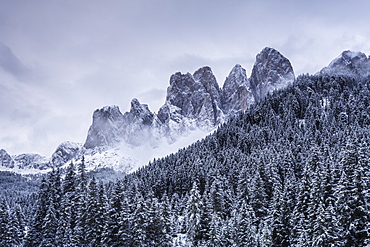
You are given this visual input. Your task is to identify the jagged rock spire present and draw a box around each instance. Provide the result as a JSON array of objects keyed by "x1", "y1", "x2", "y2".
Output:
[
  {"x1": 222, "y1": 64, "x2": 254, "y2": 114},
  {"x1": 250, "y1": 47, "x2": 295, "y2": 101}
]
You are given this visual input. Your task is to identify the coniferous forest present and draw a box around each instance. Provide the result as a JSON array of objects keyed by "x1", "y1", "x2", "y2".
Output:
[{"x1": 2, "y1": 73, "x2": 370, "y2": 246}]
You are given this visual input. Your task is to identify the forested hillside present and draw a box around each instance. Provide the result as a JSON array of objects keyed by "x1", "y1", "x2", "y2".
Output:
[{"x1": 2, "y1": 73, "x2": 370, "y2": 246}]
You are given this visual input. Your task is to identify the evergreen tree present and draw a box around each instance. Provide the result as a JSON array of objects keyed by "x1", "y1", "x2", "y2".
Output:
[
  {"x1": 40, "y1": 202, "x2": 58, "y2": 247},
  {"x1": 207, "y1": 213, "x2": 223, "y2": 246},
  {"x1": 117, "y1": 189, "x2": 133, "y2": 245},
  {"x1": 131, "y1": 193, "x2": 147, "y2": 246},
  {"x1": 186, "y1": 181, "x2": 203, "y2": 246},
  {"x1": 59, "y1": 162, "x2": 77, "y2": 246},
  {"x1": 23, "y1": 177, "x2": 49, "y2": 247},
  {"x1": 144, "y1": 195, "x2": 168, "y2": 246},
  {"x1": 7, "y1": 205, "x2": 25, "y2": 246},
  {"x1": 234, "y1": 201, "x2": 257, "y2": 246},
  {"x1": 0, "y1": 200, "x2": 13, "y2": 246},
  {"x1": 74, "y1": 160, "x2": 88, "y2": 246},
  {"x1": 102, "y1": 180, "x2": 124, "y2": 247},
  {"x1": 85, "y1": 176, "x2": 104, "y2": 246},
  {"x1": 335, "y1": 141, "x2": 369, "y2": 246},
  {"x1": 158, "y1": 193, "x2": 174, "y2": 245},
  {"x1": 249, "y1": 166, "x2": 269, "y2": 221}
]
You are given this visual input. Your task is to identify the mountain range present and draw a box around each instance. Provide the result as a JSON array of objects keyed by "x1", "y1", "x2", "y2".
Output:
[{"x1": 1, "y1": 47, "x2": 369, "y2": 174}]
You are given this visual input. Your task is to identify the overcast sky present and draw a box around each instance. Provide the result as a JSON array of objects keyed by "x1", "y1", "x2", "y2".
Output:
[{"x1": 1, "y1": 0, "x2": 370, "y2": 156}]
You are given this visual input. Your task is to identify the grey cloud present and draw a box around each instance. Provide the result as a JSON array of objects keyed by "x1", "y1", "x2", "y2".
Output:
[{"x1": 0, "y1": 43, "x2": 31, "y2": 81}]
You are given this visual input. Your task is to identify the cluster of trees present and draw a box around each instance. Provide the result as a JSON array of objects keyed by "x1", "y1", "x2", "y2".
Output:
[{"x1": 1, "y1": 74, "x2": 370, "y2": 246}]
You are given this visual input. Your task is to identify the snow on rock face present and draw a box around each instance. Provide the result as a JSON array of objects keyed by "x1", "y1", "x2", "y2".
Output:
[
  {"x1": 320, "y1": 50, "x2": 370, "y2": 77},
  {"x1": 0, "y1": 144, "x2": 81, "y2": 172},
  {"x1": 193, "y1": 66, "x2": 224, "y2": 125},
  {"x1": 79, "y1": 67, "x2": 229, "y2": 172},
  {"x1": 250, "y1": 47, "x2": 295, "y2": 101},
  {"x1": 222, "y1": 64, "x2": 254, "y2": 114},
  {"x1": 193, "y1": 66, "x2": 222, "y2": 108},
  {"x1": 84, "y1": 100, "x2": 160, "y2": 149}
]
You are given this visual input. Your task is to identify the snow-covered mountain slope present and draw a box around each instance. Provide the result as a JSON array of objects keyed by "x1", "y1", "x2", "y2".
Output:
[
  {"x1": 1, "y1": 47, "x2": 300, "y2": 174},
  {"x1": 319, "y1": 50, "x2": 370, "y2": 77},
  {"x1": 0, "y1": 150, "x2": 51, "y2": 174},
  {"x1": 0, "y1": 142, "x2": 82, "y2": 174}
]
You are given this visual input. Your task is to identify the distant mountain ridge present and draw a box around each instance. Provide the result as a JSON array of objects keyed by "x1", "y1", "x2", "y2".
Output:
[{"x1": 2, "y1": 47, "x2": 368, "y2": 174}]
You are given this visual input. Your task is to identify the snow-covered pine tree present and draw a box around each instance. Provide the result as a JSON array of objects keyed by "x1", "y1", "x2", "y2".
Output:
[
  {"x1": 102, "y1": 180, "x2": 124, "y2": 246},
  {"x1": 186, "y1": 181, "x2": 203, "y2": 246},
  {"x1": 23, "y1": 177, "x2": 49, "y2": 247},
  {"x1": 0, "y1": 200, "x2": 13, "y2": 246}
]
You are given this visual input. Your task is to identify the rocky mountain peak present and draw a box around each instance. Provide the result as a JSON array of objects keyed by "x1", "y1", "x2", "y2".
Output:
[
  {"x1": 320, "y1": 50, "x2": 370, "y2": 77},
  {"x1": 161, "y1": 67, "x2": 223, "y2": 127},
  {"x1": 341, "y1": 50, "x2": 367, "y2": 61},
  {"x1": 222, "y1": 64, "x2": 254, "y2": 114},
  {"x1": 101, "y1": 105, "x2": 121, "y2": 115},
  {"x1": 51, "y1": 141, "x2": 81, "y2": 167},
  {"x1": 250, "y1": 47, "x2": 295, "y2": 101},
  {"x1": 84, "y1": 105, "x2": 125, "y2": 149},
  {"x1": 13, "y1": 153, "x2": 50, "y2": 170},
  {"x1": 83, "y1": 49, "x2": 295, "y2": 153},
  {"x1": 222, "y1": 64, "x2": 248, "y2": 99},
  {"x1": 127, "y1": 98, "x2": 154, "y2": 126},
  {"x1": 0, "y1": 149, "x2": 14, "y2": 168},
  {"x1": 193, "y1": 66, "x2": 221, "y2": 101}
]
